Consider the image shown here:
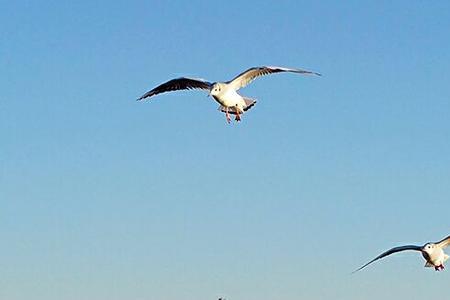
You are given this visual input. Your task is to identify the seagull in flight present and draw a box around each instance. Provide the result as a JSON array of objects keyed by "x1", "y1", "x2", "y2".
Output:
[
  {"x1": 354, "y1": 235, "x2": 450, "y2": 272},
  {"x1": 137, "y1": 66, "x2": 321, "y2": 123}
]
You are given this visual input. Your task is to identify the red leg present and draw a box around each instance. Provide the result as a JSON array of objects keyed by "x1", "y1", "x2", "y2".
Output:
[
  {"x1": 435, "y1": 265, "x2": 445, "y2": 271},
  {"x1": 235, "y1": 110, "x2": 241, "y2": 122},
  {"x1": 225, "y1": 107, "x2": 231, "y2": 123}
]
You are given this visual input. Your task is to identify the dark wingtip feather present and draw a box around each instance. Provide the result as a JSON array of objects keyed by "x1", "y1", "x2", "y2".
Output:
[
  {"x1": 301, "y1": 70, "x2": 322, "y2": 76},
  {"x1": 136, "y1": 93, "x2": 150, "y2": 101}
]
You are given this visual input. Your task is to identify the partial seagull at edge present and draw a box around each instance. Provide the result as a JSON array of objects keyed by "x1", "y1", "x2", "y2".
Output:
[{"x1": 354, "y1": 235, "x2": 450, "y2": 273}]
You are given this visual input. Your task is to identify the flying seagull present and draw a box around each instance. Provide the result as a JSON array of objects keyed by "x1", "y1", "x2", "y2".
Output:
[
  {"x1": 137, "y1": 66, "x2": 321, "y2": 123},
  {"x1": 354, "y1": 235, "x2": 450, "y2": 272}
]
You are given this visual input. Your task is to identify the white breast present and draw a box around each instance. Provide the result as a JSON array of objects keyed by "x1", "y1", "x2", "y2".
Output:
[
  {"x1": 216, "y1": 88, "x2": 245, "y2": 108},
  {"x1": 429, "y1": 248, "x2": 446, "y2": 265}
]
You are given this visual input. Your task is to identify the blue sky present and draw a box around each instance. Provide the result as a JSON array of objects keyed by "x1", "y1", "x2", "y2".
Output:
[{"x1": 1, "y1": 1, "x2": 450, "y2": 299}]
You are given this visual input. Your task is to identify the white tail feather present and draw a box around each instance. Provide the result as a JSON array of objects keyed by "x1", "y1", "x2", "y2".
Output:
[{"x1": 218, "y1": 98, "x2": 257, "y2": 114}]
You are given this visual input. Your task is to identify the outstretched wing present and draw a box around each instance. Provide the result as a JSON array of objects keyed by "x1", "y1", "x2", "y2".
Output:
[
  {"x1": 137, "y1": 77, "x2": 212, "y2": 100},
  {"x1": 353, "y1": 245, "x2": 423, "y2": 273},
  {"x1": 436, "y1": 236, "x2": 450, "y2": 248},
  {"x1": 227, "y1": 66, "x2": 321, "y2": 91}
]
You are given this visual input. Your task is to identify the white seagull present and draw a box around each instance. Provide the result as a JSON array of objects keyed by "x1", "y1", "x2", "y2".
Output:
[
  {"x1": 354, "y1": 235, "x2": 450, "y2": 272},
  {"x1": 137, "y1": 66, "x2": 321, "y2": 123}
]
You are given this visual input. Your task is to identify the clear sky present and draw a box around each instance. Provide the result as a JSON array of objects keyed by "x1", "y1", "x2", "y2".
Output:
[{"x1": 1, "y1": 1, "x2": 450, "y2": 300}]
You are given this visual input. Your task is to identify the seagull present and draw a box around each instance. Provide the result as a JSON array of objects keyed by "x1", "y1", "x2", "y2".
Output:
[
  {"x1": 354, "y1": 235, "x2": 450, "y2": 272},
  {"x1": 137, "y1": 66, "x2": 321, "y2": 123}
]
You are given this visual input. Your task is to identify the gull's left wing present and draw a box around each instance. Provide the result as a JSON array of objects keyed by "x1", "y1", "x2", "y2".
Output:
[
  {"x1": 437, "y1": 235, "x2": 450, "y2": 248},
  {"x1": 227, "y1": 66, "x2": 321, "y2": 91}
]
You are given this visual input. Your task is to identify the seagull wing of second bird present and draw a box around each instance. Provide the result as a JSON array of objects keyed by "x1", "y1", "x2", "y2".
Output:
[
  {"x1": 137, "y1": 66, "x2": 321, "y2": 123},
  {"x1": 354, "y1": 235, "x2": 450, "y2": 273}
]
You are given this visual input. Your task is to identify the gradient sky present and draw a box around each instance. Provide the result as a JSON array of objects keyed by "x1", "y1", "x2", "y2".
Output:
[{"x1": 1, "y1": 1, "x2": 450, "y2": 300}]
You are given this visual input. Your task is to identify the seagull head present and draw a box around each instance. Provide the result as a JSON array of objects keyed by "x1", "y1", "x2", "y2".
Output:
[
  {"x1": 210, "y1": 82, "x2": 224, "y2": 97},
  {"x1": 423, "y1": 243, "x2": 437, "y2": 254}
]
